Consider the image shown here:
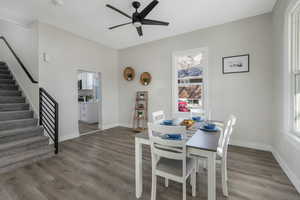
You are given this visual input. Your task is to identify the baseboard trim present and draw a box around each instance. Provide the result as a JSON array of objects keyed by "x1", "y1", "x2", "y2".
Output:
[
  {"x1": 118, "y1": 124, "x2": 132, "y2": 128},
  {"x1": 59, "y1": 133, "x2": 79, "y2": 142},
  {"x1": 102, "y1": 124, "x2": 119, "y2": 130},
  {"x1": 272, "y1": 148, "x2": 300, "y2": 193},
  {"x1": 230, "y1": 139, "x2": 272, "y2": 152}
]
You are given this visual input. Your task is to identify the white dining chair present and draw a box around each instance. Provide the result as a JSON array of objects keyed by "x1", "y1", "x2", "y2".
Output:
[
  {"x1": 199, "y1": 115, "x2": 237, "y2": 197},
  {"x1": 152, "y1": 110, "x2": 165, "y2": 124},
  {"x1": 190, "y1": 108, "x2": 205, "y2": 118},
  {"x1": 218, "y1": 115, "x2": 236, "y2": 196},
  {"x1": 148, "y1": 123, "x2": 197, "y2": 200}
]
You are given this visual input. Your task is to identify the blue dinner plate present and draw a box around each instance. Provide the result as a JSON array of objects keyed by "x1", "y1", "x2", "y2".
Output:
[
  {"x1": 192, "y1": 117, "x2": 204, "y2": 122},
  {"x1": 161, "y1": 120, "x2": 173, "y2": 126},
  {"x1": 199, "y1": 127, "x2": 219, "y2": 132},
  {"x1": 162, "y1": 134, "x2": 182, "y2": 140}
]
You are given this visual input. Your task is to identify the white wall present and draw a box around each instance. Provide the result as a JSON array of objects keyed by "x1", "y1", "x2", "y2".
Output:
[
  {"x1": 118, "y1": 13, "x2": 274, "y2": 150},
  {"x1": 38, "y1": 23, "x2": 119, "y2": 141},
  {"x1": 0, "y1": 19, "x2": 39, "y2": 113},
  {"x1": 272, "y1": 0, "x2": 300, "y2": 192}
]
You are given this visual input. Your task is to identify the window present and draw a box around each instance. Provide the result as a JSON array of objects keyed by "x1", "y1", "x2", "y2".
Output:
[
  {"x1": 172, "y1": 48, "x2": 208, "y2": 116},
  {"x1": 290, "y1": 4, "x2": 300, "y2": 135}
]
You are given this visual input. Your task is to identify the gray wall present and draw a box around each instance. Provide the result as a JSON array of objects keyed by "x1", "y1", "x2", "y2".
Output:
[
  {"x1": 38, "y1": 23, "x2": 119, "y2": 141},
  {"x1": 272, "y1": 0, "x2": 300, "y2": 192},
  {"x1": 119, "y1": 13, "x2": 274, "y2": 150}
]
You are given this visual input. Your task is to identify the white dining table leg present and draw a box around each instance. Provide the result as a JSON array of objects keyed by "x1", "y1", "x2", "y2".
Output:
[
  {"x1": 207, "y1": 152, "x2": 216, "y2": 200},
  {"x1": 135, "y1": 138, "x2": 143, "y2": 199}
]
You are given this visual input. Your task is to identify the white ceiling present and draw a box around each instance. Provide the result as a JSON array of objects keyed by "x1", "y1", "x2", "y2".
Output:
[{"x1": 0, "y1": 0, "x2": 277, "y2": 49}]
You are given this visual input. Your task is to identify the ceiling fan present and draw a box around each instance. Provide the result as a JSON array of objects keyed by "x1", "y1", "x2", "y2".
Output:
[{"x1": 106, "y1": 0, "x2": 169, "y2": 37}]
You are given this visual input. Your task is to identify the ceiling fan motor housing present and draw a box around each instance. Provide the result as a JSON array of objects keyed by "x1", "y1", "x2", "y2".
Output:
[{"x1": 132, "y1": 1, "x2": 141, "y2": 10}]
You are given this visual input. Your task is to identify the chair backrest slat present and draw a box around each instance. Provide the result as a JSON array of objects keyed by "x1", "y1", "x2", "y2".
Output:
[
  {"x1": 218, "y1": 115, "x2": 237, "y2": 158},
  {"x1": 153, "y1": 148, "x2": 185, "y2": 160},
  {"x1": 152, "y1": 111, "x2": 165, "y2": 124},
  {"x1": 148, "y1": 122, "x2": 187, "y2": 176}
]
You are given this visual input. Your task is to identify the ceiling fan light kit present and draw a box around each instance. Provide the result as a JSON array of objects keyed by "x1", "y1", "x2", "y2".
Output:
[
  {"x1": 106, "y1": 0, "x2": 169, "y2": 37},
  {"x1": 51, "y1": 0, "x2": 64, "y2": 6}
]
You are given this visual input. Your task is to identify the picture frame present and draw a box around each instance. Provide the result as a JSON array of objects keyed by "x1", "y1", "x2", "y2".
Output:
[{"x1": 222, "y1": 54, "x2": 250, "y2": 74}]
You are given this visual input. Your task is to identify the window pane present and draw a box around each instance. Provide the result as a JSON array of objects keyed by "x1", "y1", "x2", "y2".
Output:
[
  {"x1": 297, "y1": 12, "x2": 300, "y2": 71},
  {"x1": 176, "y1": 52, "x2": 205, "y2": 113},
  {"x1": 295, "y1": 74, "x2": 300, "y2": 130}
]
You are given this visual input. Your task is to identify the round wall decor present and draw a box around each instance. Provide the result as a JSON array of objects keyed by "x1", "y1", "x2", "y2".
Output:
[
  {"x1": 123, "y1": 67, "x2": 135, "y2": 81},
  {"x1": 140, "y1": 72, "x2": 152, "y2": 86}
]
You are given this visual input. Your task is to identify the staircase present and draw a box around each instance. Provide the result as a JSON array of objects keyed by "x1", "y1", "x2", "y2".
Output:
[{"x1": 0, "y1": 61, "x2": 53, "y2": 173}]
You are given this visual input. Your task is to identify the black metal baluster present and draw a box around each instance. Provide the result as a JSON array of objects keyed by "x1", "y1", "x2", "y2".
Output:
[{"x1": 39, "y1": 88, "x2": 59, "y2": 154}]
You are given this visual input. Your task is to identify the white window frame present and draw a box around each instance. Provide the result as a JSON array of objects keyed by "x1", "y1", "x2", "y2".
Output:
[
  {"x1": 172, "y1": 47, "x2": 209, "y2": 118},
  {"x1": 289, "y1": 2, "x2": 300, "y2": 136}
]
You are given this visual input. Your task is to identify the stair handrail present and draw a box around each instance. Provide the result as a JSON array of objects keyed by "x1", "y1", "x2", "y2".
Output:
[{"x1": 0, "y1": 36, "x2": 38, "y2": 84}]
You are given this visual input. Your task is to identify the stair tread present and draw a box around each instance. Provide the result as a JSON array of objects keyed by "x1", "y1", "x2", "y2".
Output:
[
  {"x1": 0, "y1": 83, "x2": 16, "y2": 86},
  {"x1": 0, "y1": 96, "x2": 24, "y2": 98},
  {"x1": 0, "y1": 118, "x2": 37, "y2": 124},
  {"x1": 0, "y1": 89, "x2": 19, "y2": 92},
  {"x1": 0, "y1": 84, "x2": 18, "y2": 90},
  {"x1": 0, "y1": 110, "x2": 31, "y2": 114},
  {"x1": 0, "y1": 103, "x2": 28, "y2": 106},
  {"x1": 0, "y1": 110, "x2": 33, "y2": 121},
  {"x1": 0, "y1": 96, "x2": 25, "y2": 103},
  {"x1": 0, "y1": 126, "x2": 43, "y2": 137},
  {"x1": 0, "y1": 146, "x2": 52, "y2": 168},
  {"x1": 0, "y1": 90, "x2": 22, "y2": 96},
  {"x1": 0, "y1": 136, "x2": 48, "y2": 151},
  {"x1": 0, "y1": 103, "x2": 30, "y2": 112}
]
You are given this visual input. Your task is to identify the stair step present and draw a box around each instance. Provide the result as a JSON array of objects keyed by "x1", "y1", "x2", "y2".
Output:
[
  {"x1": 0, "y1": 110, "x2": 33, "y2": 121},
  {"x1": 0, "y1": 136, "x2": 49, "y2": 157},
  {"x1": 0, "y1": 145, "x2": 53, "y2": 174},
  {"x1": 0, "y1": 61, "x2": 6, "y2": 65},
  {"x1": 0, "y1": 118, "x2": 38, "y2": 131},
  {"x1": 0, "y1": 103, "x2": 29, "y2": 112},
  {"x1": 0, "y1": 65, "x2": 8, "y2": 70},
  {"x1": 0, "y1": 90, "x2": 21, "y2": 96},
  {"x1": 0, "y1": 126, "x2": 44, "y2": 143},
  {"x1": 0, "y1": 96, "x2": 25, "y2": 103},
  {"x1": 0, "y1": 74, "x2": 13, "y2": 79},
  {"x1": 0, "y1": 84, "x2": 18, "y2": 90},
  {"x1": 0, "y1": 79, "x2": 15, "y2": 84},
  {"x1": 0, "y1": 69, "x2": 10, "y2": 75}
]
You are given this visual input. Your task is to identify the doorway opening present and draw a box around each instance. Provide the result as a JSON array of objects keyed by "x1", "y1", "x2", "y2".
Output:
[{"x1": 77, "y1": 70, "x2": 102, "y2": 135}]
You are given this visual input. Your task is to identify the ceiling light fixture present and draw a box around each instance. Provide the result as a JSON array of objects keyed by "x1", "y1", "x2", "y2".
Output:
[{"x1": 51, "y1": 0, "x2": 64, "y2": 6}]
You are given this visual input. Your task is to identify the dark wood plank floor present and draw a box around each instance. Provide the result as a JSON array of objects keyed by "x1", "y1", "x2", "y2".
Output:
[{"x1": 0, "y1": 127, "x2": 299, "y2": 200}]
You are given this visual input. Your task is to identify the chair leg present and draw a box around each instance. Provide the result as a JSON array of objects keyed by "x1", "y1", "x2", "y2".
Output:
[
  {"x1": 221, "y1": 161, "x2": 228, "y2": 197},
  {"x1": 203, "y1": 159, "x2": 207, "y2": 170},
  {"x1": 192, "y1": 169, "x2": 196, "y2": 197},
  {"x1": 224, "y1": 159, "x2": 228, "y2": 181},
  {"x1": 151, "y1": 174, "x2": 157, "y2": 200},
  {"x1": 196, "y1": 159, "x2": 200, "y2": 173},
  {"x1": 182, "y1": 181, "x2": 186, "y2": 200},
  {"x1": 165, "y1": 178, "x2": 169, "y2": 187}
]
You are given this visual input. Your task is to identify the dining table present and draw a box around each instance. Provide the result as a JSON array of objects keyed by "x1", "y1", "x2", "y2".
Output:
[{"x1": 135, "y1": 121, "x2": 222, "y2": 200}]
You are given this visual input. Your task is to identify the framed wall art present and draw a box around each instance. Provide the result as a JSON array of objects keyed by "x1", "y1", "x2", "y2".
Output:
[{"x1": 222, "y1": 54, "x2": 250, "y2": 74}]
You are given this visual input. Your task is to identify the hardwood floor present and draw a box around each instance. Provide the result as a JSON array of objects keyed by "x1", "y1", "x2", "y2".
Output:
[
  {"x1": 78, "y1": 121, "x2": 99, "y2": 135},
  {"x1": 0, "y1": 127, "x2": 299, "y2": 200}
]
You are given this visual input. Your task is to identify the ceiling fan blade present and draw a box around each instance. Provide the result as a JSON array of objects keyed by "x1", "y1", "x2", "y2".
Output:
[
  {"x1": 139, "y1": 0, "x2": 159, "y2": 19},
  {"x1": 142, "y1": 19, "x2": 169, "y2": 26},
  {"x1": 109, "y1": 22, "x2": 131, "y2": 30},
  {"x1": 106, "y1": 4, "x2": 132, "y2": 19},
  {"x1": 136, "y1": 26, "x2": 143, "y2": 37}
]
